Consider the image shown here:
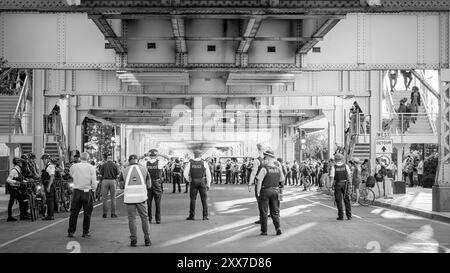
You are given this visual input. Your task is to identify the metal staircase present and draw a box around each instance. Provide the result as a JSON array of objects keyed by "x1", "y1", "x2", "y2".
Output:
[{"x1": 0, "y1": 95, "x2": 20, "y2": 135}]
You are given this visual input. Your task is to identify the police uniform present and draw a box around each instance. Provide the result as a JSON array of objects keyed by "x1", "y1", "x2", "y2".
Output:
[
  {"x1": 251, "y1": 156, "x2": 264, "y2": 224},
  {"x1": 41, "y1": 156, "x2": 56, "y2": 220},
  {"x1": 146, "y1": 159, "x2": 164, "y2": 224},
  {"x1": 6, "y1": 161, "x2": 29, "y2": 221},
  {"x1": 184, "y1": 154, "x2": 212, "y2": 220},
  {"x1": 330, "y1": 155, "x2": 352, "y2": 220},
  {"x1": 171, "y1": 161, "x2": 183, "y2": 193},
  {"x1": 256, "y1": 150, "x2": 284, "y2": 236}
]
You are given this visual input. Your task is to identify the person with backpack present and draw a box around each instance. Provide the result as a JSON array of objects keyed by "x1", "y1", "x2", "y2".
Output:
[
  {"x1": 171, "y1": 158, "x2": 183, "y2": 193},
  {"x1": 375, "y1": 158, "x2": 387, "y2": 185},
  {"x1": 6, "y1": 157, "x2": 30, "y2": 221}
]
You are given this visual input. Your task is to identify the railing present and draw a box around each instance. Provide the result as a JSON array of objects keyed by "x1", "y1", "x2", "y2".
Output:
[
  {"x1": 414, "y1": 70, "x2": 438, "y2": 135},
  {"x1": 6, "y1": 113, "x2": 32, "y2": 135},
  {"x1": 43, "y1": 113, "x2": 67, "y2": 164},
  {"x1": 382, "y1": 113, "x2": 437, "y2": 136},
  {"x1": 13, "y1": 71, "x2": 30, "y2": 121}
]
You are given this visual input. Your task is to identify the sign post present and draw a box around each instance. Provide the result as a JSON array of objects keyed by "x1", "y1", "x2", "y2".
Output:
[{"x1": 375, "y1": 132, "x2": 394, "y2": 199}]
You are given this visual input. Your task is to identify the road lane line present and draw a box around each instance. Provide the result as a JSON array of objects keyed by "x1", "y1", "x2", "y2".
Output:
[
  {"x1": 302, "y1": 195, "x2": 450, "y2": 253},
  {"x1": 0, "y1": 192, "x2": 124, "y2": 249}
]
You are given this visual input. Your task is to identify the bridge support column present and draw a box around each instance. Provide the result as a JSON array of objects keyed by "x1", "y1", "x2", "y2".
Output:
[
  {"x1": 322, "y1": 109, "x2": 336, "y2": 157},
  {"x1": 395, "y1": 144, "x2": 404, "y2": 182},
  {"x1": 68, "y1": 96, "x2": 78, "y2": 157},
  {"x1": 433, "y1": 69, "x2": 450, "y2": 212},
  {"x1": 369, "y1": 71, "x2": 383, "y2": 170},
  {"x1": 31, "y1": 70, "x2": 45, "y2": 167}
]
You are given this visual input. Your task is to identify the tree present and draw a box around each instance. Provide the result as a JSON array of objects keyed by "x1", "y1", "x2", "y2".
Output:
[
  {"x1": 303, "y1": 131, "x2": 328, "y2": 160},
  {"x1": 83, "y1": 119, "x2": 115, "y2": 161}
]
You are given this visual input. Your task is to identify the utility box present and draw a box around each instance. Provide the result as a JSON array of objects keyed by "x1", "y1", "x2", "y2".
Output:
[{"x1": 393, "y1": 181, "x2": 406, "y2": 194}]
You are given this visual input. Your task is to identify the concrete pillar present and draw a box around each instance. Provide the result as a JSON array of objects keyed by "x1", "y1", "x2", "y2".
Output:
[
  {"x1": 369, "y1": 71, "x2": 382, "y2": 171},
  {"x1": 68, "y1": 96, "x2": 77, "y2": 155},
  {"x1": 323, "y1": 109, "x2": 335, "y2": 156},
  {"x1": 433, "y1": 68, "x2": 450, "y2": 212},
  {"x1": 31, "y1": 70, "x2": 45, "y2": 168},
  {"x1": 395, "y1": 144, "x2": 403, "y2": 181}
]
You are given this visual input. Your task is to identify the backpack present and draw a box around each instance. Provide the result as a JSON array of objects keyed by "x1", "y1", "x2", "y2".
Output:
[{"x1": 366, "y1": 176, "x2": 376, "y2": 188}]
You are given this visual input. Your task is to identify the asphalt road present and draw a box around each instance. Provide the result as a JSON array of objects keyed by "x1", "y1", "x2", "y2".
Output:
[{"x1": 0, "y1": 184, "x2": 449, "y2": 253}]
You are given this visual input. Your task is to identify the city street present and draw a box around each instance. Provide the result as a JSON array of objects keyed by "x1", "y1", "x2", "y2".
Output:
[{"x1": 0, "y1": 184, "x2": 448, "y2": 253}]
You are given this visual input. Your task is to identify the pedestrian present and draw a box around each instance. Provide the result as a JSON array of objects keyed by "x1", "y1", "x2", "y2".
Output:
[
  {"x1": 406, "y1": 157, "x2": 414, "y2": 187},
  {"x1": 146, "y1": 149, "x2": 169, "y2": 224},
  {"x1": 351, "y1": 158, "x2": 362, "y2": 206},
  {"x1": 67, "y1": 152, "x2": 97, "y2": 238},
  {"x1": 171, "y1": 158, "x2": 183, "y2": 193},
  {"x1": 215, "y1": 159, "x2": 222, "y2": 184},
  {"x1": 285, "y1": 162, "x2": 292, "y2": 186},
  {"x1": 184, "y1": 150, "x2": 212, "y2": 220},
  {"x1": 225, "y1": 159, "x2": 232, "y2": 184},
  {"x1": 417, "y1": 157, "x2": 424, "y2": 187},
  {"x1": 400, "y1": 70, "x2": 413, "y2": 90},
  {"x1": 410, "y1": 86, "x2": 421, "y2": 124},
  {"x1": 99, "y1": 155, "x2": 119, "y2": 218},
  {"x1": 6, "y1": 157, "x2": 30, "y2": 221},
  {"x1": 119, "y1": 154, "x2": 152, "y2": 247},
  {"x1": 330, "y1": 153, "x2": 352, "y2": 220},
  {"x1": 389, "y1": 70, "x2": 398, "y2": 92},
  {"x1": 255, "y1": 149, "x2": 284, "y2": 236},
  {"x1": 291, "y1": 161, "x2": 299, "y2": 186},
  {"x1": 41, "y1": 154, "x2": 56, "y2": 221},
  {"x1": 248, "y1": 143, "x2": 267, "y2": 224}
]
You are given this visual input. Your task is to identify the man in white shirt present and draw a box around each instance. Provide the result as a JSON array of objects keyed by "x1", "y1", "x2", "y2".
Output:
[
  {"x1": 184, "y1": 150, "x2": 212, "y2": 220},
  {"x1": 67, "y1": 152, "x2": 97, "y2": 238}
]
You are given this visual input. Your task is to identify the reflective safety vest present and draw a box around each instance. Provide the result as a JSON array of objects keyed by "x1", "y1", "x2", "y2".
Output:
[{"x1": 123, "y1": 164, "x2": 148, "y2": 204}]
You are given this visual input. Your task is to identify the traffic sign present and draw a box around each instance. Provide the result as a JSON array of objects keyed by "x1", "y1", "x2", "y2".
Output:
[{"x1": 375, "y1": 139, "x2": 393, "y2": 154}]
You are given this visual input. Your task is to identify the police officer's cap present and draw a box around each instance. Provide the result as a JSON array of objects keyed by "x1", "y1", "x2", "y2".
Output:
[
  {"x1": 334, "y1": 153, "x2": 344, "y2": 161},
  {"x1": 128, "y1": 154, "x2": 138, "y2": 162},
  {"x1": 193, "y1": 150, "x2": 202, "y2": 157},
  {"x1": 148, "y1": 149, "x2": 158, "y2": 156},
  {"x1": 263, "y1": 149, "x2": 275, "y2": 158},
  {"x1": 352, "y1": 157, "x2": 361, "y2": 164},
  {"x1": 41, "y1": 154, "x2": 51, "y2": 160},
  {"x1": 13, "y1": 157, "x2": 24, "y2": 165}
]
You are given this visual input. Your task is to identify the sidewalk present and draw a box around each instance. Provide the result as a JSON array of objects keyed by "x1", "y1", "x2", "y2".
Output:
[{"x1": 373, "y1": 187, "x2": 450, "y2": 223}]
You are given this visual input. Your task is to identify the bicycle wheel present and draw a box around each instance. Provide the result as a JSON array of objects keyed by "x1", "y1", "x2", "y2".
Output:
[
  {"x1": 358, "y1": 188, "x2": 375, "y2": 206},
  {"x1": 62, "y1": 191, "x2": 70, "y2": 212}
]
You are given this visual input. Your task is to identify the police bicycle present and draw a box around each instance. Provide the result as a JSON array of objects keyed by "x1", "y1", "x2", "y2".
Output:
[
  {"x1": 54, "y1": 179, "x2": 73, "y2": 212},
  {"x1": 19, "y1": 179, "x2": 47, "y2": 221}
]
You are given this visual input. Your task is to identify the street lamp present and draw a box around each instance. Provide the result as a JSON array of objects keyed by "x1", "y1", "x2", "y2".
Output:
[{"x1": 111, "y1": 136, "x2": 116, "y2": 161}]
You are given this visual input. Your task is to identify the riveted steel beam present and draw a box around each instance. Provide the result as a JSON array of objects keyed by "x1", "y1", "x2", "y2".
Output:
[
  {"x1": 102, "y1": 13, "x2": 346, "y2": 20},
  {"x1": 299, "y1": 18, "x2": 341, "y2": 54},
  {"x1": 88, "y1": 14, "x2": 126, "y2": 53},
  {"x1": 236, "y1": 17, "x2": 264, "y2": 54}
]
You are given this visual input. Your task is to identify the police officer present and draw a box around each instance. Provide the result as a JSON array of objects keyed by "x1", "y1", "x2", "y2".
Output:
[
  {"x1": 41, "y1": 154, "x2": 56, "y2": 221},
  {"x1": 249, "y1": 143, "x2": 266, "y2": 224},
  {"x1": 171, "y1": 158, "x2": 183, "y2": 193},
  {"x1": 255, "y1": 149, "x2": 284, "y2": 236},
  {"x1": 119, "y1": 154, "x2": 152, "y2": 247},
  {"x1": 184, "y1": 150, "x2": 212, "y2": 220},
  {"x1": 146, "y1": 149, "x2": 169, "y2": 224},
  {"x1": 330, "y1": 153, "x2": 352, "y2": 220},
  {"x1": 6, "y1": 157, "x2": 30, "y2": 221}
]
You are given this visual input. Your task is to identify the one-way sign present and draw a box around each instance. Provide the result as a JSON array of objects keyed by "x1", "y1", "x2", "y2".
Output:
[{"x1": 375, "y1": 139, "x2": 393, "y2": 154}]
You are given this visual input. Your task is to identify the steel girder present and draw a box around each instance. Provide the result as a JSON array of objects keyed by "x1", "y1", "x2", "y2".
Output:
[{"x1": 88, "y1": 14, "x2": 126, "y2": 53}]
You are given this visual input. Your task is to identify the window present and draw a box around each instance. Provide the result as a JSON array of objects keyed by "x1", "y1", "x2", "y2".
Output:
[
  {"x1": 207, "y1": 45, "x2": 216, "y2": 52},
  {"x1": 147, "y1": 43, "x2": 156, "y2": 49},
  {"x1": 312, "y1": 47, "x2": 321, "y2": 53},
  {"x1": 267, "y1": 46, "x2": 276, "y2": 53}
]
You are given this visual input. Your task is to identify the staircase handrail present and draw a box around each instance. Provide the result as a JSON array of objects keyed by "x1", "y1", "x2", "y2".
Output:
[
  {"x1": 414, "y1": 70, "x2": 438, "y2": 135},
  {"x1": 13, "y1": 72, "x2": 29, "y2": 119}
]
